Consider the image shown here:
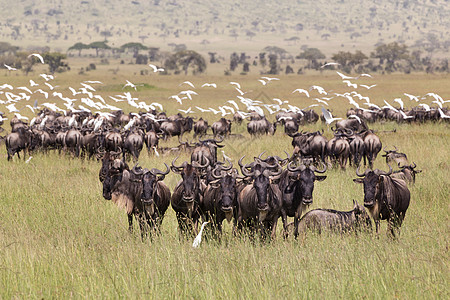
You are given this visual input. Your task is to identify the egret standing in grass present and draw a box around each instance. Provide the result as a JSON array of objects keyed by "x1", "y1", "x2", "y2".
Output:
[{"x1": 192, "y1": 221, "x2": 209, "y2": 248}]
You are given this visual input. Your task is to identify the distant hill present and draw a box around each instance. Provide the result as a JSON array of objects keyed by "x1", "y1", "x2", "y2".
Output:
[{"x1": 1, "y1": 0, "x2": 449, "y2": 57}]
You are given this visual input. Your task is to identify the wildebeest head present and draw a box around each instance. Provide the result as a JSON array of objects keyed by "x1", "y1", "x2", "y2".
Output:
[
  {"x1": 286, "y1": 160, "x2": 327, "y2": 205},
  {"x1": 352, "y1": 200, "x2": 372, "y2": 231},
  {"x1": 353, "y1": 164, "x2": 393, "y2": 207},
  {"x1": 171, "y1": 156, "x2": 209, "y2": 215},
  {"x1": 141, "y1": 163, "x2": 170, "y2": 215},
  {"x1": 239, "y1": 155, "x2": 283, "y2": 220},
  {"x1": 99, "y1": 149, "x2": 122, "y2": 182},
  {"x1": 210, "y1": 160, "x2": 237, "y2": 221},
  {"x1": 102, "y1": 161, "x2": 127, "y2": 200},
  {"x1": 381, "y1": 146, "x2": 408, "y2": 167}
]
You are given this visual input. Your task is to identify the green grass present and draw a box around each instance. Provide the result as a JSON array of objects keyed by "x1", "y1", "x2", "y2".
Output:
[{"x1": 0, "y1": 70, "x2": 449, "y2": 298}]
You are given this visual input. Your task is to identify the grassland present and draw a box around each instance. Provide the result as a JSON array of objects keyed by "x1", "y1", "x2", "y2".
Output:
[{"x1": 0, "y1": 66, "x2": 449, "y2": 298}]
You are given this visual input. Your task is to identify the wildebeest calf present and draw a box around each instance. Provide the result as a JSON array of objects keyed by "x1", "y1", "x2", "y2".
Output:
[{"x1": 296, "y1": 200, "x2": 372, "y2": 234}]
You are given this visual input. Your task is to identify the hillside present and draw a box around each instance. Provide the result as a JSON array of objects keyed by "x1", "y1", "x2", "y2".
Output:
[{"x1": 1, "y1": 0, "x2": 449, "y2": 57}]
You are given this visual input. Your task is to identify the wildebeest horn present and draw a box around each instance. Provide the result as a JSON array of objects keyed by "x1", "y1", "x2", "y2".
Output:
[
  {"x1": 131, "y1": 165, "x2": 144, "y2": 175},
  {"x1": 211, "y1": 166, "x2": 224, "y2": 179},
  {"x1": 394, "y1": 145, "x2": 398, "y2": 151},
  {"x1": 238, "y1": 156, "x2": 254, "y2": 177},
  {"x1": 150, "y1": 163, "x2": 170, "y2": 177},
  {"x1": 311, "y1": 161, "x2": 327, "y2": 173},
  {"x1": 287, "y1": 161, "x2": 306, "y2": 172},
  {"x1": 410, "y1": 162, "x2": 416, "y2": 169},
  {"x1": 221, "y1": 158, "x2": 233, "y2": 171},
  {"x1": 356, "y1": 165, "x2": 370, "y2": 177},
  {"x1": 171, "y1": 156, "x2": 184, "y2": 170},
  {"x1": 375, "y1": 164, "x2": 393, "y2": 176},
  {"x1": 214, "y1": 136, "x2": 224, "y2": 143},
  {"x1": 258, "y1": 151, "x2": 266, "y2": 160},
  {"x1": 192, "y1": 156, "x2": 210, "y2": 168}
]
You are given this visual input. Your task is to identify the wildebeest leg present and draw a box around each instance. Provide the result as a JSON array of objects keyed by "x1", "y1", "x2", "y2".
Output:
[
  {"x1": 128, "y1": 214, "x2": 133, "y2": 233},
  {"x1": 280, "y1": 209, "x2": 289, "y2": 239},
  {"x1": 293, "y1": 217, "x2": 300, "y2": 239},
  {"x1": 270, "y1": 219, "x2": 278, "y2": 240},
  {"x1": 374, "y1": 220, "x2": 380, "y2": 236}
]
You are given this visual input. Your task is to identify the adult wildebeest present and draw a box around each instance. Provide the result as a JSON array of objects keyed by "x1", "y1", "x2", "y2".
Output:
[
  {"x1": 391, "y1": 162, "x2": 421, "y2": 184},
  {"x1": 171, "y1": 156, "x2": 209, "y2": 237},
  {"x1": 5, "y1": 127, "x2": 32, "y2": 161},
  {"x1": 291, "y1": 131, "x2": 327, "y2": 163},
  {"x1": 102, "y1": 160, "x2": 153, "y2": 237},
  {"x1": 353, "y1": 164, "x2": 411, "y2": 237},
  {"x1": 382, "y1": 146, "x2": 409, "y2": 167},
  {"x1": 326, "y1": 131, "x2": 350, "y2": 169},
  {"x1": 193, "y1": 118, "x2": 209, "y2": 138},
  {"x1": 201, "y1": 160, "x2": 240, "y2": 235},
  {"x1": 247, "y1": 117, "x2": 276, "y2": 136},
  {"x1": 160, "y1": 116, "x2": 194, "y2": 140},
  {"x1": 140, "y1": 164, "x2": 171, "y2": 233},
  {"x1": 335, "y1": 118, "x2": 368, "y2": 133},
  {"x1": 279, "y1": 159, "x2": 327, "y2": 238},
  {"x1": 64, "y1": 128, "x2": 82, "y2": 157},
  {"x1": 237, "y1": 156, "x2": 283, "y2": 240},
  {"x1": 104, "y1": 130, "x2": 123, "y2": 152},
  {"x1": 211, "y1": 118, "x2": 232, "y2": 138},
  {"x1": 123, "y1": 130, "x2": 144, "y2": 161},
  {"x1": 191, "y1": 137, "x2": 224, "y2": 167},
  {"x1": 361, "y1": 130, "x2": 382, "y2": 168},
  {"x1": 347, "y1": 131, "x2": 365, "y2": 167},
  {"x1": 144, "y1": 130, "x2": 159, "y2": 155},
  {"x1": 296, "y1": 200, "x2": 372, "y2": 234}
]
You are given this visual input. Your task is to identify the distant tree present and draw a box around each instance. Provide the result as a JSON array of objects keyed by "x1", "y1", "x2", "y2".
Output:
[
  {"x1": 230, "y1": 52, "x2": 239, "y2": 71},
  {"x1": 243, "y1": 62, "x2": 250, "y2": 73},
  {"x1": 268, "y1": 54, "x2": 278, "y2": 74},
  {"x1": 148, "y1": 47, "x2": 161, "y2": 61},
  {"x1": 120, "y1": 42, "x2": 148, "y2": 58},
  {"x1": 208, "y1": 52, "x2": 217, "y2": 63},
  {"x1": 371, "y1": 42, "x2": 409, "y2": 72},
  {"x1": 100, "y1": 30, "x2": 112, "y2": 41},
  {"x1": 246, "y1": 31, "x2": 256, "y2": 40},
  {"x1": 136, "y1": 54, "x2": 148, "y2": 64},
  {"x1": 0, "y1": 42, "x2": 19, "y2": 55},
  {"x1": 285, "y1": 65, "x2": 294, "y2": 74},
  {"x1": 88, "y1": 41, "x2": 111, "y2": 57},
  {"x1": 263, "y1": 46, "x2": 288, "y2": 62},
  {"x1": 332, "y1": 50, "x2": 367, "y2": 72},
  {"x1": 43, "y1": 52, "x2": 69, "y2": 73},
  {"x1": 296, "y1": 48, "x2": 325, "y2": 69},
  {"x1": 259, "y1": 52, "x2": 267, "y2": 68},
  {"x1": 68, "y1": 42, "x2": 90, "y2": 56},
  {"x1": 164, "y1": 50, "x2": 206, "y2": 75}
]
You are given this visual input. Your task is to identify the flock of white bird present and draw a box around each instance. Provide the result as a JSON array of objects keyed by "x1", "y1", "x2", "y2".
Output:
[{"x1": 1, "y1": 58, "x2": 450, "y2": 132}]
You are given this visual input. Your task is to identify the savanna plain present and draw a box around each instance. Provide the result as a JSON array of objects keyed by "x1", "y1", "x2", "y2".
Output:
[{"x1": 0, "y1": 62, "x2": 449, "y2": 298}]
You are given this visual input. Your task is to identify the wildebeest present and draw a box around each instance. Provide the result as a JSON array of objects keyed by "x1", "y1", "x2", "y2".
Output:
[
  {"x1": 335, "y1": 118, "x2": 368, "y2": 133},
  {"x1": 201, "y1": 160, "x2": 240, "y2": 235},
  {"x1": 193, "y1": 118, "x2": 209, "y2": 138},
  {"x1": 160, "y1": 116, "x2": 194, "y2": 140},
  {"x1": 326, "y1": 133, "x2": 350, "y2": 169},
  {"x1": 102, "y1": 160, "x2": 153, "y2": 237},
  {"x1": 64, "y1": 128, "x2": 82, "y2": 157},
  {"x1": 353, "y1": 164, "x2": 411, "y2": 237},
  {"x1": 140, "y1": 164, "x2": 171, "y2": 233},
  {"x1": 170, "y1": 157, "x2": 209, "y2": 236},
  {"x1": 247, "y1": 117, "x2": 276, "y2": 136},
  {"x1": 391, "y1": 162, "x2": 421, "y2": 184},
  {"x1": 291, "y1": 131, "x2": 327, "y2": 163},
  {"x1": 191, "y1": 137, "x2": 223, "y2": 167},
  {"x1": 279, "y1": 159, "x2": 327, "y2": 238},
  {"x1": 211, "y1": 118, "x2": 232, "y2": 137},
  {"x1": 347, "y1": 131, "x2": 365, "y2": 167},
  {"x1": 382, "y1": 146, "x2": 409, "y2": 167},
  {"x1": 296, "y1": 200, "x2": 372, "y2": 234},
  {"x1": 104, "y1": 130, "x2": 123, "y2": 152},
  {"x1": 5, "y1": 127, "x2": 32, "y2": 161},
  {"x1": 144, "y1": 130, "x2": 159, "y2": 155},
  {"x1": 361, "y1": 130, "x2": 382, "y2": 168},
  {"x1": 237, "y1": 156, "x2": 283, "y2": 240},
  {"x1": 122, "y1": 130, "x2": 144, "y2": 161}
]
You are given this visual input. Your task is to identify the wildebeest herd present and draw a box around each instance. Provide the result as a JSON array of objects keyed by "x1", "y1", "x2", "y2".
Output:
[{"x1": 1, "y1": 106, "x2": 426, "y2": 241}]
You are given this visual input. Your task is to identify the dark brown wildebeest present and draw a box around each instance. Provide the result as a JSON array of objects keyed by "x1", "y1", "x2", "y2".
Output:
[
  {"x1": 353, "y1": 164, "x2": 411, "y2": 237},
  {"x1": 391, "y1": 163, "x2": 421, "y2": 184},
  {"x1": 140, "y1": 164, "x2": 171, "y2": 234},
  {"x1": 160, "y1": 116, "x2": 194, "y2": 140},
  {"x1": 191, "y1": 137, "x2": 224, "y2": 167},
  {"x1": 5, "y1": 127, "x2": 32, "y2": 161},
  {"x1": 105, "y1": 130, "x2": 123, "y2": 152},
  {"x1": 170, "y1": 156, "x2": 209, "y2": 237},
  {"x1": 296, "y1": 200, "x2": 372, "y2": 234},
  {"x1": 279, "y1": 159, "x2": 327, "y2": 238},
  {"x1": 144, "y1": 130, "x2": 159, "y2": 155},
  {"x1": 237, "y1": 156, "x2": 283, "y2": 240},
  {"x1": 347, "y1": 131, "x2": 365, "y2": 167},
  {"x1": 326, "y1": 130, "x2": 350, "y2": 169},
  {"x1": 291, "y1": 131, "x2": 328, "y2": 163},
  {"x1": 193, "y1": 118, "x2": 209, "y2": 138},
  {"x1": 122, "y1": 130, "x2": 144, "y2": 161},
  {"x1": 361, "y1": 129, "x2": 382, "y2": 168},
  {"x1": 201, "y1": 160, "x2": 241, "y2": 235},
  {"x1": 211, "y1": 118, "x2": 232, "y2": 138},
  {"x1": 335, "y1": 118, "x2": 368, "y2": 133},
  {"x1": 247, "y1": 117, "x2": 274, "y2": 136},
  {"x1": 64, "y1": 128, "x2": 82, "y2": 157},
  {"x1": 102, "y1": 161, "x2": 153, "y2": 237},
  {"x1": 381, "y1": 146, "x2": 409, "y2": 167}
]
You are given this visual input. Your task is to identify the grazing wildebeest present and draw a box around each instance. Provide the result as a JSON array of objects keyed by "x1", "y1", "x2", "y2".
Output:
[
  {"x1": 335, "y1": 118, "x2": 368, "y2": 133},
  {"x1": 353, "y1": 164, "x2": 411, "y2": 237},
  {"x1": 211, "y1": 118, "x2": 232, "y2": 137},
  {"x1": 160, "y1": 116, "x2": 194, "y2": 140},
  {"x1": 296, "y1": 200, "x2": 372, "y2": 235},
  {"x1": 382, "y1": 146, "x2": 409, "y2": 167},
  {"x1": 170, "y1": 157, "x2": 209, "y2": 237},
  {"x1": 5, "y1": 127, "x2": 32, "y2": 161},
  {"x1": 279, "y1": 159, "x2": 327, "y2": 238},
  {"x1": 391, "y1": 162, "x2": 421, "y2": 184},
  {"x1": 140, "y1": 164, "x2": 171, "y2": 233},
  {"x1": 201, "y1": 160, "x2": 240, "y2": 235},
  {"x1": 237, "y1": 156, "x2": 283, "y2": 240},
  {"x1": 291, "y1": 131, "x2": 328, "y2": 163}
]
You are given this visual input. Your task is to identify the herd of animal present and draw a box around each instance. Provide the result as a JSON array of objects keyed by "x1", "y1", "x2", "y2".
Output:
[{"x1": 0, "y1": 104, "x2": 424, "y2": 241}]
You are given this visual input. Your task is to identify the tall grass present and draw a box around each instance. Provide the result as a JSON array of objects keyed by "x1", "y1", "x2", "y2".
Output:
[{"x1": 0, "y1": 73, "x2": 449, "y2": 298}]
